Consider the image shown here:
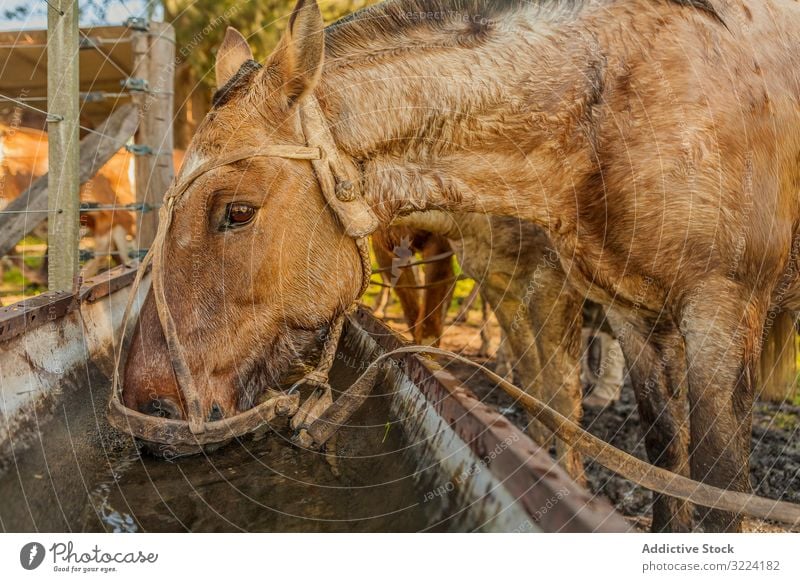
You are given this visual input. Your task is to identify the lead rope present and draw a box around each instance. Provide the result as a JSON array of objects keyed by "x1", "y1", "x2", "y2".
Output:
[
  {"x1": 297, "y1": 344, "x2": 800, "y2": 527},
  {"x1": 282, "y1": 94, "x2": 376, "y2": 432},
  {"x1": 286, "y1": 237, "x2": 373, "y2": 432}
]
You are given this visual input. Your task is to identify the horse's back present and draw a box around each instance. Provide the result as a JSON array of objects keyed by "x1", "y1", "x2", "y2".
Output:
[{"x1": 563, "y1": 0, "x2": 800, "y2": 299}]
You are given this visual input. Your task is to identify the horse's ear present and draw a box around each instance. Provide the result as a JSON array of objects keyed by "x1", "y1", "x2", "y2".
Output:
[
  {"x1": 274, "y1": 0, "x2": 325, "y2": 104},
  {"x1": 216, "y1": 27, "x2": 254, "y2": 88}
]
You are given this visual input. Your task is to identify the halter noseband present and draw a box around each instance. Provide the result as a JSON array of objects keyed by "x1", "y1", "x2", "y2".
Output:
[{"x1": 107, "y1": 95, "x2": 376, "y2": 453}]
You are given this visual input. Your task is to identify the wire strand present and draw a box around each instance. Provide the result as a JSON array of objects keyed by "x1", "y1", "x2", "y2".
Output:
[
  {"x1": 43, "y1": 0, "x2": 64, "y2": 16},
  {"x1": 0, "y1": 203, "x2": 159, "y2": 216},
  {"x1": 78, "y1": 29, "x2": 130, "y2": 80},
  {"x1": 0, "y1": 94, "x2": 62, "y2": 122}
]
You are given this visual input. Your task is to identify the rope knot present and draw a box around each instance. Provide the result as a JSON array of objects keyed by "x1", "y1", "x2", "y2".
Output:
[{"x1": 334, "y1": 178, "x2": 356, "y2": 201}]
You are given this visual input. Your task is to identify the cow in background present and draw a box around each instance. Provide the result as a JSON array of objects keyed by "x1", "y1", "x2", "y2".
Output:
[
  {"x1": 0, "y1": 123, "x2": 136, "y2": 282},
  {"x1": 370, "y1": 226, "x2": 456, "y2": 346}
]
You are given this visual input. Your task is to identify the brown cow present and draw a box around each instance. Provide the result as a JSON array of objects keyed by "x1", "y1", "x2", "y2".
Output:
[
  {"x1": 370, "y1": 226, "x2": 455, "y2": 345},
  {"x1": 0, "y1": 123, "x2": 136, "y2": 279}
]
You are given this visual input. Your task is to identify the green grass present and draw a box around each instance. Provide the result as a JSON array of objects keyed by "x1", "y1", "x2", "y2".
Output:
[
  {"x1": 1, "y1": 243, "x2": 47, "y2": 301},
  {"x1": 771, "y1": 411, "x2": 799, "y2": 430},
  {"x1": 1, "y1": 265, "x2": 25, "y2": 287},
  {"x1": 18, "y1": 235, "x2": 46, "y2": 246}
]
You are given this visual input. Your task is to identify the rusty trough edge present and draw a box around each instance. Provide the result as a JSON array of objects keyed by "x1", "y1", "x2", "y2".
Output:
[
  {"x1": 351, "y1": 307, "x2": 629, "y2": 533},
  {"x1": 1, "y1": 270, "x2": 627, "y2": 532},
  {"x1": 0, "y1": 263, "x2": 143, "y2": 344}
]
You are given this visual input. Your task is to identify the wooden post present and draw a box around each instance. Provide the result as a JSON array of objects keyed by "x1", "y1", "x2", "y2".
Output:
[
  {"x1": 758, "y1": 312, "x2": 798, "y2": 403},
  {"x1": 46, "y1": 0, "x2": 80, "y2": 291},
  {"x1": 130, "y1": 21, "x2": 175, "y2": 250}
]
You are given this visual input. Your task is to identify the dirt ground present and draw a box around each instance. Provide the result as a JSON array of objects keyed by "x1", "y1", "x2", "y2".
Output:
[{"x1": 381, "y1": 307, "x2": 800, "y2": 533}]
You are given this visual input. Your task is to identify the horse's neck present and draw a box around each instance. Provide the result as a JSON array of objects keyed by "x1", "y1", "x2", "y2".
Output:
[{"x1": 317, "y1": 6, "x2": 603, "y2": 227}]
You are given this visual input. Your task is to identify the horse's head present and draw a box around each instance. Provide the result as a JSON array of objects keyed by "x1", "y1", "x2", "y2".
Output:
[{"x1": 122, "y1": 0, "x2": 374, "y2": 423}]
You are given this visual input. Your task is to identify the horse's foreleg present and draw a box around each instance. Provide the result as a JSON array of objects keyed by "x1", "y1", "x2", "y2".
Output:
[
  {"x1": 680, "y1": 290, "x2": 763, "y2": 532},
  {"x1": 522, "y1": 280, "x2": 585, "y2": 485},
  {"x1": 494, "y1": 329, "x2": 515, "y2": 382},
  {"x1": 608, "y1": 310, "x2": 693, "y2": 532},
  {"x1": 372, "y1": 285, "x2": 392, "y2": 318},
  {"x1": 483, "y1": 282, "x2": 586, "y2": 485},
  {"x1": 417, "y1": 235, "x2": 454, "y2": 345},
  {"x1": 392, "y1": 267, "x2": 421, "y2": 337},
  {"x1": 370, "y1": 234, "x2": 422, "y2": 333},
  {"x1": 478, "y1": 293, "x2": 491, "y2": 357},
  {"x1": 583, "y1": 330, "x2": 625, "y2": 407}
]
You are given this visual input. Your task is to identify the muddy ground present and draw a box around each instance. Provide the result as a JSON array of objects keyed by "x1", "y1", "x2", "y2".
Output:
[{"x1": 385, "y1": 313, "x2": 800, "y2": 532}]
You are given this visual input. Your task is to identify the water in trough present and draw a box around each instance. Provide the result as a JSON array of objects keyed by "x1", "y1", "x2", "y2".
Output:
[{"x1": 0, "y1": 357, "x2": 453, "y2": 532}]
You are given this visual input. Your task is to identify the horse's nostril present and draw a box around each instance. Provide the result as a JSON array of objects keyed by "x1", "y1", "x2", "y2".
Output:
[
  {"x1": 208, "y1": 402, "x2": 224, "y2": 422},
  {"x1": 142, "y1": 397, "x2": 182, "y2": 420}
]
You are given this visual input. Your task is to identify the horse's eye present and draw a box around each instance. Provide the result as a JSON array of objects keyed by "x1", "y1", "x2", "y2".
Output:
[{"x1": 223, "y1": 203, "x2": 256, "y2": 229}]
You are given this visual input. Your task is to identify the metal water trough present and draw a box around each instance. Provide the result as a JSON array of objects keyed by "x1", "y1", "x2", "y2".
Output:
[{"x1": 0, "y1": 267, "x2": 626, "y2": 532}]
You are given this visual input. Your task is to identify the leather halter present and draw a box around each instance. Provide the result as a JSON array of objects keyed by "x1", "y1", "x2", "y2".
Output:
[{"x1": 107, "y1": 95, "x2": 376, "y2": 449}]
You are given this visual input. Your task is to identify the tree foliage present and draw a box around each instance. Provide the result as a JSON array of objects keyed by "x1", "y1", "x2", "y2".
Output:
[
  {"x1": 165, "y1": 0, "x2": 375, "y2": 90},
  {"x1": 163, "y1": 0, "x2": 376, "y2": 146}
]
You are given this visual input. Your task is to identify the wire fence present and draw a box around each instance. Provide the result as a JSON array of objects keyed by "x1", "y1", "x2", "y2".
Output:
[
  {"x1": 0, "y1": 202, "x2": 159, "y2": 216},
  {"x1": 3, "y1": 247, "x2": 148, "y2": 263},
  {"x1": 0, "y1": 12, "x2": 164, "y2": 299}
]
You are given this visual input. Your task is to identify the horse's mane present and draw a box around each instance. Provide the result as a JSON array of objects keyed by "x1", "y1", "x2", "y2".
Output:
[
  {"x1": 211, "y1": 0, "x2": 724, "y2": 107},
  {"x1": 324, "y1": 0, "x2": 724, "y2": 59},
  {"x1": 324, "y1": 0, "x2": 544, "y2": 60}
]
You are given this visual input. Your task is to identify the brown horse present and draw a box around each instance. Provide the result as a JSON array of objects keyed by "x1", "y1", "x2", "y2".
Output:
[
  {"x1": 401, "y1": 211, "x2": 587, "y2": 482},
  {"x1": 370, "y1": 226, "x2": 455, "y2": 345},
  {"x1": 123, "y1": 0, "x2": 800, "y2": 532}
]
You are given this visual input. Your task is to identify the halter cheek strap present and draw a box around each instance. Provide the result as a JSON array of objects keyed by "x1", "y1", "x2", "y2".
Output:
[{"x1": 108, "y1": 95, "x2": 377, "y2": 446}]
